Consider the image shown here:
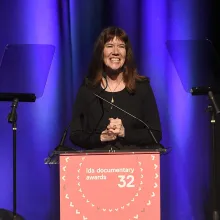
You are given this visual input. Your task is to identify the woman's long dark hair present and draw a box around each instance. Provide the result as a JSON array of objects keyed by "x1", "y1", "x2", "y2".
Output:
[{"x1": 87, "y1": 26, "x2": 147, "y2": 92}]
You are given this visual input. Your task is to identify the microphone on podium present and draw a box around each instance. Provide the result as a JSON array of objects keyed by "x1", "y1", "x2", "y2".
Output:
[
  {"x1": 54, "y1": 127, "x2": 69, "y2": 151},
  {"x1": 93, "y1": 92, "x2": 163, "y2": 147},
  {"x1": 45, "y1": 126, "x2": 72, "y2": 164}
]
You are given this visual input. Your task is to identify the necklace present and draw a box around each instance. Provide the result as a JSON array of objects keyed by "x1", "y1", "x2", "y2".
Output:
[{"x1": 107, "y1": 79, "x2": 123, "y2": 109}]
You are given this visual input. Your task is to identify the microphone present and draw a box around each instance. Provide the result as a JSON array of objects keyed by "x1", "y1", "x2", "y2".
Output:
[
  {"x1": 93, "y1": 92, "x2": 160, "y2": 145},
  {"x1": 45, "y1": 126, "x2": 71, "y2": 164},
  {"x1": 208, "y1": 91, "x2": 220, "y2": 114},
  {"x1": 8, "y1": 98, "x2": 19, "y2": 124},
  {"x1": 54, "y1": 127, "x2": 69, "y2": 151}
]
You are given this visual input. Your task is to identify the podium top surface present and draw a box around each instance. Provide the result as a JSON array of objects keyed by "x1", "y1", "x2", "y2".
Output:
[{"x1": 54, "y1": 148, "x2": 166, "y2": 156}]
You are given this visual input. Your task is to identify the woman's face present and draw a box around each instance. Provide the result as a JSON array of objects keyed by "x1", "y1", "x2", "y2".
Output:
[{"x1": 103, "y1": 37, "x2": 126, "y2": 70}]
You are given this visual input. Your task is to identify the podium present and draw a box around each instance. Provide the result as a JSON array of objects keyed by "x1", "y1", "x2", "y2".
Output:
[{"x1": 56, "y1": 149, "x2": 164, "y2": 220}]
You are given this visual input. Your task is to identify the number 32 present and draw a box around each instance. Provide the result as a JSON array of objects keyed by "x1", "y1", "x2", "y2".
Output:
[{"x1": 118, "y1": 175, "x2": 135, "y2": 188}]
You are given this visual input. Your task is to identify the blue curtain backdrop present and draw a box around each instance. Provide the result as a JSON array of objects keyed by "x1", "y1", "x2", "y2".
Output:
[{"x1": 0, "y1": 0, "x2": 217, "y2": 219}]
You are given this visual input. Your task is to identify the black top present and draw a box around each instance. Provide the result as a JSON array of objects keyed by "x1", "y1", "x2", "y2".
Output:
[{"x1": 70, "y1": 79, "x2": 162, "y2": 150}]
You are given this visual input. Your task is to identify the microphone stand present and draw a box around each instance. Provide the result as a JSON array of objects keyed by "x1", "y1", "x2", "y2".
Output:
[
  {"x1": 93, "y1": 93, "x2": 163, "y2": 148},
  {"x1": 7, "y1": 98, "x2": 19, "y2": 219},
  {"x1": 207, "y1": 91, "x2": 220, "y2": 220},
  {"x1": 97, "y1": 74, "x2": 167, "y2": 152}
]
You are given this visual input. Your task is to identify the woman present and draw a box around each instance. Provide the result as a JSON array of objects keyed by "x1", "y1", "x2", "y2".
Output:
[{"x1": 70, "y1": 27, "x2": 162, "y2": 150}]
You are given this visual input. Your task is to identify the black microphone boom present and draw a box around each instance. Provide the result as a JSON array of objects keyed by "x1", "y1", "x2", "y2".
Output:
[
  {"x1": 190, "y1": 86, "x2": 220, "y2": 96},
  {"x1": 93, "y1": 92, "x2": 159, "y2": 145}
]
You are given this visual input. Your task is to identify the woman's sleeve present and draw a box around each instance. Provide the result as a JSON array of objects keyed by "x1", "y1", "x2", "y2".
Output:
[
  {"x1": 123, "y1": 81, "x2": 162, "y2": 146},
  {"x1": 69, "y1": 85, "x2": 102, "y2": 148}
]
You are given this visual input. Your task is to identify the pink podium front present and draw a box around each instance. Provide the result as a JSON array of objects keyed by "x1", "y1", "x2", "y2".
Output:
[{"x1": 59, "y1": 150, "x2": 162, "y2": 220}]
